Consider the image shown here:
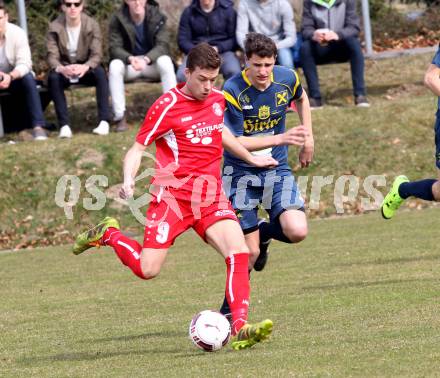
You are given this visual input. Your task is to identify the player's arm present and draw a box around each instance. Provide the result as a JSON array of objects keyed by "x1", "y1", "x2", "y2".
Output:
[
  {"x1": 224, "y1": 89, "x2": 306, "y2": 151},
  {"x1": 120, "y1": 141, "x2": 147, "y2": 199},
  {"x1": 236, "y1": 126, "x2": 307, "y2": 151},
  {"x1": 294, "y1": 90, "x2": 315, "y2": 168},
  {"x1": 222, "y1": 127, "x2": 278, "y2": 168},
  {"x1": 424, "y1": 63, "x2": 440, "y2": 97}
]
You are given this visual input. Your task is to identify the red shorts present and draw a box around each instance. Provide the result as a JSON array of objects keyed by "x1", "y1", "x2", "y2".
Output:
[{"x1": 143, "y1": 194, "x2": 238, "y2": 249}]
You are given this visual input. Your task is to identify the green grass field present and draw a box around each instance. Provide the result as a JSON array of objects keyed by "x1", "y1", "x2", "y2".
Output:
[{"x1": 1, "y1": 208, "x2": 440, "y2": 377}]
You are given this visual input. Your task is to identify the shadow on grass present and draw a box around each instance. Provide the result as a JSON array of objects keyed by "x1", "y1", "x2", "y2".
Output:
[
  {"x1": 337, "y1": 254, "x2": 440, "y2": 267},
  {"x1": 17, "y1": 347, "x2": 201, "y2": 365},
  {"x1": 84, "y1": 330, "x2": 184, "y2": 343},
  {"x1": 302, "y1": 277, "x2": 438, "y2": 291}
]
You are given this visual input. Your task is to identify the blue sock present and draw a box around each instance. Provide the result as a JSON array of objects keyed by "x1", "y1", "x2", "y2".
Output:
[
  {"x1": 398, "y1": 179, "x2": 436, "y2": 201},
  {"x1": 259, "y1": 218, "x2": 292, "y2": 244}
]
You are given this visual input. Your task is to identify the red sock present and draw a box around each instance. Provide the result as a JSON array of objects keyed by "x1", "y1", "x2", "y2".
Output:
[
  {"x1": 103, "y1": 228, "x2": 146, "y2": 280},
  {"x1": 225, "y1": 253, "x2": 250, "y2": 335}
]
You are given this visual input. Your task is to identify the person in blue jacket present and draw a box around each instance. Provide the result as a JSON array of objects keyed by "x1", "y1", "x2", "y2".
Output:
[{"x1": 176, "y1": 0, "x2": 241, "y2": 82}]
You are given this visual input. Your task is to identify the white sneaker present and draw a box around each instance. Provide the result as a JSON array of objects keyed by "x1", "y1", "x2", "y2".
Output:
[
  {"x1": 92, "y1": 121, "x2": 110, "y2": 136},
  {"x1": 59, "y1": 125, "x2": 73, "y2": 139}
]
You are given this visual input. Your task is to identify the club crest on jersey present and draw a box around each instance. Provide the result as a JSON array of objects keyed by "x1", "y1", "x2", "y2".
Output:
[
  {"x1": 258, "y1": 105, "x2": 271, "y2": 120},
  {"x1": 275, "y1": 90, "x2": 288, "y2": 106},
  {"x1": 212, "y1": 102, "x2": 223, "y2": 116}
]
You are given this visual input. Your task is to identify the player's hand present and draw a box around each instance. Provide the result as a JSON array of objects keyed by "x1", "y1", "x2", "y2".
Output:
[
  {"x1": 120, "y1": 180, "x2": 135, "y2": 199},
  {"x1": 278, "y1": 126, "x2": 307, "y2": 146},
  {"x1": 249, "y1": 156, "x2": 279, "y2": 169},
  {"x1": 299, "y1": 140, "x2": 314, "y2": 168}
]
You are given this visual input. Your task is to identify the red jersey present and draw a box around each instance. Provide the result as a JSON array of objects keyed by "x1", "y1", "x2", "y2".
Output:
[{"x1": 136, "y1": 83, "x2": 225, "y2": 200}]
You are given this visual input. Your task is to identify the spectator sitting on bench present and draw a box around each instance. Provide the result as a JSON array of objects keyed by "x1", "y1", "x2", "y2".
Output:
[
  {"x1": 0, "y1": 1, "x2": 48, "y2": 141},
  {"x1": 300, "y1": 0, "x2": 369, "y2": 109},
  {"x1": 46, "y1": 0, "x2": 111, "y2": 138},
  {"x1": 176, "y1": 0, "x2": 241, "y2": 83},
  {"x1": 236, "y1": 0, "x2": 297, "y2": 69},
  {"x1": 108, "y1": 0, "x2": 177, "y2": 132}
]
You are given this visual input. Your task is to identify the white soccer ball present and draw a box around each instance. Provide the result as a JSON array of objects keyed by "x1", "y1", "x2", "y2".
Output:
[{"x1": 189, "y1": 310, "x2": 231, "y2": 352}]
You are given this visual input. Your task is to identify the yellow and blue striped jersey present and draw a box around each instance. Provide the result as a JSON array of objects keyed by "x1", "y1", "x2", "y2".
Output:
[{"x1": 223, "y1": 65, "x2": 303, "y2": 169}]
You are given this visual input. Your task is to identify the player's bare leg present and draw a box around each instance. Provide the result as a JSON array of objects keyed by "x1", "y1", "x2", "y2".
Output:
[
  {"x1": 205, "y1": 219, "x2": 273, "y2": 349},
  {"x1": 255, "y1": 209, "x2": 308, "y2": 271}
]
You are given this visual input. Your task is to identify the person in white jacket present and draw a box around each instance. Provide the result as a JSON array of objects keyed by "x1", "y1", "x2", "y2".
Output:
[
  {"x1": 0, "y1": 1, "x2": 47, "y2": 140},
  {"x1": 236, "y1": 0, "x2": 296, "y2": 69}
]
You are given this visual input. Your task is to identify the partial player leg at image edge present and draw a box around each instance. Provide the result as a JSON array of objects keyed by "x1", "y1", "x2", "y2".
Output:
[{"x1": 381, "y1": 175, "x2": 409, "y2": 219}]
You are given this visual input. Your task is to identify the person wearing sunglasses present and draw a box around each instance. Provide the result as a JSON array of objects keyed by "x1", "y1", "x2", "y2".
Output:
[
  {"x1": 0, "y1": 1, "x2": 48, "y2": 140},
  {"x1": 46, "y1": 0, "x2": 111, "y2": 137},
  {"x1": 108, "y1": 0, "x2": 177, "y2": 132}
]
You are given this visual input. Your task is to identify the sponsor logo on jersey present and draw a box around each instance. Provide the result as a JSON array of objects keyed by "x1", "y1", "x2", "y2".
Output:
[
  {"x1": 214, "y1": 209, "x2": 236, "y2": 217},
  {"x1": 242, "y1": 105, "x2": 253, "y2": 110},
  {"x1": 258, "y1": 105, "x2": 271, "y2": 120},
  {"x1": 275, "y1": 90, "x2": 288, "y2": 106},
  {"x1": 181, "y1": 115, "x2": 193, "y2": 122},
  {"x1": 185, "y1": 122, "x2": 224, "y2": 145},
  {"x1": 243, "y1": 116, "x2": 282, "y2": 134},
  {"x1": 212, "y1": 102, "x2": 223, "y2": 116}
]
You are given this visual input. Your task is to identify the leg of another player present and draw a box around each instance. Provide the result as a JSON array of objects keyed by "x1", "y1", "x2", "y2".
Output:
[
  {"x1": 259, "y1": 209, "x2": 308, "y2": 244},
  {"x1": 244, "y1": 231, "x2": 260, "y2": 269},
  {"x1": 433, "y1": 170, "x2": 440, "y2": 200},
  {"x1": 278, "y1": 209, "x2": 308, "y2": 243},
  {"x1": 204, "y1": 219, "x2": 250, "y2": 335}
]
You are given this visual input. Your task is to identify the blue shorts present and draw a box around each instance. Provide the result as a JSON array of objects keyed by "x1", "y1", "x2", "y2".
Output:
[
  {"x1": 223, "y1": 168, "x2": 304, "y2": 232},
  {"x1": 435, "y1": 115, "x2": 440, "y2": 169}
]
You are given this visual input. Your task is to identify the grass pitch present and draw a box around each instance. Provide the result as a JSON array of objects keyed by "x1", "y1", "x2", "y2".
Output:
[{"x1": 1, "y1": 208, "x2": 440, "y2": 377}]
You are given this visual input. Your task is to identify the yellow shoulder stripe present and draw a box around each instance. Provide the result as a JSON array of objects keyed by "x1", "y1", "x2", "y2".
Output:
[
  {"x1": 292, "y1": 70, "x2": 300, "y2": 97},
  {"x1": 223, "y1": 90, "x2": 242, "y2": 111}
]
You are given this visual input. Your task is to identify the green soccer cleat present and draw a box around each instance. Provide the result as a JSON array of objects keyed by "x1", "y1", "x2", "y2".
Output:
[
  {"x1": 231, "y1": 319, "x2": 273, "y2": 350},
  {"x1": 381, "y1": 175, "x2": 409, "y2": 220},
  {"x1": 72, "y1": 217, "x2": 120, "y2": 255}
]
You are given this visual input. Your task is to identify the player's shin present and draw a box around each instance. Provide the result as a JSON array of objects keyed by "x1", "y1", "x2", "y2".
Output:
[
  {"x1": 103, "y1": 228, "x2": 147, "y2": 279},
  {"x1": 225, "y1": 252, "x2": 250, "y2": 335}
]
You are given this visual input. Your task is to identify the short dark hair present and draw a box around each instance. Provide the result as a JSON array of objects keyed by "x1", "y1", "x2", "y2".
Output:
[
  {"x1": 244, "y1": 32, "x2": 277, "y2": 60},
  {"x1": 0, "y1": 1, "x2": 8, "y2": 13},
  {"x1": 186, "y1": 43, "x2": 221, "y2": 72}
]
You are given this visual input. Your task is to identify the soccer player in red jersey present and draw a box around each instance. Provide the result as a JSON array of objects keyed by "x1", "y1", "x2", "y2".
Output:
[{"x1": 73, "y1": 43, "x2": 303, "y2": 349}]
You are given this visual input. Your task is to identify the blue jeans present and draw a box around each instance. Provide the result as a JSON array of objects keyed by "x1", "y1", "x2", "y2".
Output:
[
  {"x1": 48, "y1": 65, "x2": 110, "y2": 127},
  {"x1": 177, "y1": 51, "x2": 241, "y2": 83},
  {"x1": 300, "y1": 36, "x2": 366, "y2": 99},
  {"x1": 276, "y1": 48, "x2": 294, "y2": 69},
  {"x1": 6, "y1": 73, "x2": 46, "y2": 128}
]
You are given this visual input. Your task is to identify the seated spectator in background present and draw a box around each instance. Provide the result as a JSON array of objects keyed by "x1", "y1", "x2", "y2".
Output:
[
  {"x1": 108, "y1": 0, "x2": 176, "y2": 132},
  {"x1": 177, "y1": 0, "x2": 240, "y2": 83},
  {"x1": 300, "y1": 0, "x2": 369, "y2": 108},
  {"x1": 0, "y1": 1, "x2": 47, "y2": 140},
  {"x1": 46, "y1": 0, "x2": 110, "y2": 138},
  {"x1": 236, "y1": 0, "x2": 296, "y2": 69}
]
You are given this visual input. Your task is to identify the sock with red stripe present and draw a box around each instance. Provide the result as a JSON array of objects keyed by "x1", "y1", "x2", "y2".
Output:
[
  {"x1": 103, "y1": 228, "x2": 146, "y2": 279},
  {"x1": 225, "y1": 253, "x2": 250, "y2": 336}
]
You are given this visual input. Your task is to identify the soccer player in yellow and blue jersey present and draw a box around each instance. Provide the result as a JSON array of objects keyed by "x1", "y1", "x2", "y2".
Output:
[
  {"x1": 219, "y1": 32, "x2": 314, "y2": 316},
  {"x1": 381, "y1": 45, "x2": 440, "y2": 218}
]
